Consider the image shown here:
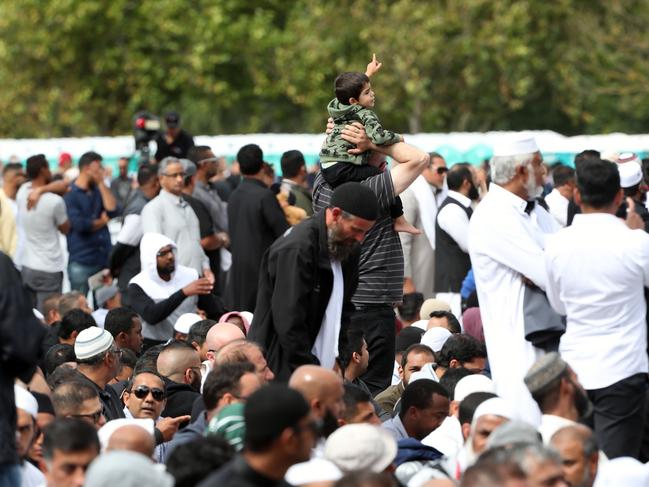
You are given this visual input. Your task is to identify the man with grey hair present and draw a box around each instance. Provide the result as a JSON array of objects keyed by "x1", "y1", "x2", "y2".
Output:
[
  {"x1": 468, "y1": 136, "x2": 559, "y2": 425},
  {"x1": 550, "y1": 425, "x2": 599, "y2": 487},
  {"x1": 141, "y1": 156, "x2": 213, "y2": 281}
]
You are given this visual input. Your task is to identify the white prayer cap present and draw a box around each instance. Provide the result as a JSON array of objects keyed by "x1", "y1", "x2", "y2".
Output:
[
  {"x1": 492, "y1": 136, "x2": 539, "y2": 157},
  {"x1": 325, "y1": 424, "x2": 397, "y2": 473},
  {"x1": 421, "y1": 327, "x2": 452, "y2": 353},
  {"x1": 454, "y1": 374, "x2": 496, "y2": 403},
  {"x1": 285, "y1": 458, "x2": 342, "y2": 485},
  {"x1": 75, "y1": 327, "x2": 114, "y2": 360},
  {"x1": 97, "y1": 418, "x2": 155, "y2": 452},
  {"x1": 411, "y1": 319, "x2": 429, "y2": 331},
  {"x1": 471, "y1": 397, "x2": 516, "y2": 427},
  {"x1": 409, "y1": 363, "x2": 440, "y2": 383},
  {"x1": 617, "y1": 160, "x2": 643, "y2": 188},
  {"x1": 173, "y1": 313, "x2": 202, "y2": 335},
  {"x1": 14, "y1": 385, "x2": 38, "y2": 419}
]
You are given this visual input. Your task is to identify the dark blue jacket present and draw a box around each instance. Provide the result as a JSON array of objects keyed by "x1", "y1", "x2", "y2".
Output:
[{"x1": 64, "y1": 183, "x2": 119, "y2": 266}]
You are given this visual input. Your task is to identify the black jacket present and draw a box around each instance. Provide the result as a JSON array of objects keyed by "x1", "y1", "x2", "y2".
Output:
[
  {"x1": 161, "y1": 378, "x2": 200, "y2": 419},
  {"x1": 0, "y1": 253, "x2": 46, "y2": 466},
  {"x1": 154, "y1": 130, "x2": 195, "y2": 161},
  {"x1": 226, "y1": 178, "x2": 289, "y2": 311},
  {"x1": 249, "y1": 210, "x2": 359, "y2": 381}
]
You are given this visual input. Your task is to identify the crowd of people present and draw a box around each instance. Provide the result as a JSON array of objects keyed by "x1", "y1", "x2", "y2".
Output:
[{"x1": 2, "y1": 104, "x2": 649, "y2": 487}]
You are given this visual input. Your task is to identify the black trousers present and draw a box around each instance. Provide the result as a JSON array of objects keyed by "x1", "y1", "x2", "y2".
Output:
[
  {"x1": 587, "y1": 373, "x2": 648, "y2": 459},
  {"x1": 349, "y1": 304, "x2": 396, "y2": 395}
]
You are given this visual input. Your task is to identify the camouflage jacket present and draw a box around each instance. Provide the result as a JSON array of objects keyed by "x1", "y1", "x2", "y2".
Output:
[{"x1": 319, "y1": 98, "x2": 402, "y2": 167}]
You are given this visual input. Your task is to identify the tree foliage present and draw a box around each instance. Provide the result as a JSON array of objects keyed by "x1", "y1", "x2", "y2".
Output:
[{"x1": 1, "y1": 0, "x2": 649, "y2": 137}]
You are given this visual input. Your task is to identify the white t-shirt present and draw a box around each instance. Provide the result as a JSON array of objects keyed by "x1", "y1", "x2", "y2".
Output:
[
  {"x1": 311, "y1": 259, "x2": 344, "y2": 369},
  {"x1": 16, "y1": 182, "x2": 68, "y2": 273}
]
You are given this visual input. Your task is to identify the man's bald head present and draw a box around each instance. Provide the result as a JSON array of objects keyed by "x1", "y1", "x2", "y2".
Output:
[
  {"x1": 206, "y1": 323, "x2": 245, "y2": 358},
  {"x1": 106, "y1": 425, "x2": 155, "y2": 458},
  {"x1": 290, "y1": 365, "x2": 343, "y2": 407},
  {"x1": 156, "y1": 341, "x2": 201, "y2": 386},
  {"x1": 551, "y1": 423, "x2": 595, "y2": 447},
  {"x1": 551, "y1": 424, "x2": 599, "y2": 487}
]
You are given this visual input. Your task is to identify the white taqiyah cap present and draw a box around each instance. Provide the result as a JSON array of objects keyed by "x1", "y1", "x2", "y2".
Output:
[
  {"x1": 617, "y1": 160, "x2": 643, "y2": 188},
  {"x1": 472, "y1": 397, "x2": 516, "y2": 428},
  {"x1": 409, "y1": 363, "x2": 440, "y2": 383},
  {"x1": 454, "y1": 374, "x2": 496, "y2": 403},
  {"x1": 97, "y1": 418, "x2": 155, "y2": 452},
  {"x1": 174, "y1": 313, "x2": 202, "y2": 335},
  {"x1": 492, "y1": 136, "x2": 539, "y2": 157},
  {"x1": 14, "y1": 385, "x2": 38, "y2": 419},
  {"x1": 74, "y1": 327, "x2": 114, "y2": 360},
  {"x1": 325, "y1": 424, "x2": 397, "y2": 473},
  {"x1": 421, "y1": 327, "x2": 452, "y2": 353}
]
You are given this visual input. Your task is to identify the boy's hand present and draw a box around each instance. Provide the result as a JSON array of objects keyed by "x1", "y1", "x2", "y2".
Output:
[
  {"x1": 365, "y1": 53, "x2": 382, "y2": 77},
  {"x1": 325, "y1": 117, "x2": 334, "y2": 135}
]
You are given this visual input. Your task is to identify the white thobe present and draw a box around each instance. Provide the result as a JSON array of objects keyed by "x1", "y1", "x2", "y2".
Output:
[
  {"x1": 544, "y1": 188, "x2": 569, "y2": 227},
  {"x1": 468, "y1": 183, "x2": 559, "y2": 425}
]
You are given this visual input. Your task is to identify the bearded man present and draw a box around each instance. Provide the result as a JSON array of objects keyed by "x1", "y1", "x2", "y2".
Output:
[{"x1": 249, "y1": 182, "x2": 378, "y2": 380}]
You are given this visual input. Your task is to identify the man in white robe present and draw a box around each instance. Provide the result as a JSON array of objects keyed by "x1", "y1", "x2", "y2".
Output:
[{"x1": 468, "y1": 136, "x2": 559, "y2": 425}]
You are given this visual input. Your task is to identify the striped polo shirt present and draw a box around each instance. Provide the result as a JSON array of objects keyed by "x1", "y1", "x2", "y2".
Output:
[{"x1": 313, "y1": 170, "x2": 404, "y2": 306}]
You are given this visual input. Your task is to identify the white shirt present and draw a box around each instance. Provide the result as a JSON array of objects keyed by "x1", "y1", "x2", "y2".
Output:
[
  {"x1": 437, "y1": 190, "x2": 472, "y2": 252},
  {"x1": 422, "y1": 415, "x2": 463, "y2": 456},
  {"x1": 311, "y1": 259, "x2": 344, "y2": 369},
  {"x1": 538, "y1": 414, "x2": 576, "y2": 444},
  {"x1": 544, "y1": 188, "x2": 569, "y2": 227},
  {"x1": 545, "y1": 213, "x2": 649, "y2": 390},
  {"x1": 92, "y1": 308, "x2": 108, "y2": 328},
  {"x1": 21, "y1": 461, "x2": 44, "y2": 487},
  {"x1": 468, "y1": 183, "x2": 559, "y2": 424}
]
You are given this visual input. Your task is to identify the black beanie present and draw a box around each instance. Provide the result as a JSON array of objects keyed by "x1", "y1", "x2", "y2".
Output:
[
  {"x1": 330, "y1": 182, "x2": 379, "y2": 221},
  {"x1": 244, "y1": 384, "x2": 310, "y2": 448}
]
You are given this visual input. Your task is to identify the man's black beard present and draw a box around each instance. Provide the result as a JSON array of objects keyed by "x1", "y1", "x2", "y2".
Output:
[
  {"x1": 321, "y1": 408, "x2": 339, "y2": 438},
  {"x1": 327, "y1": 227, "x2": 360, "y2": 261},
  {"x1": 157, "y1": 263, "x2": 175, "y2": 278},
  {"x1": 468, "y1": 183, "x2": 480, "y2": 201}
]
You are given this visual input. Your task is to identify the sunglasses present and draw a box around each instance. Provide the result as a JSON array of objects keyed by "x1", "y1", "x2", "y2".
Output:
[
  {"x1": 70, "y1": 408, "x2": 104, "y2": 425},
  {"x1": 436, "y1": 167, "x2": 448, "y2": 174},
  {"x1": 132, "y1": 385, "x2": 166, "y2": 402}
]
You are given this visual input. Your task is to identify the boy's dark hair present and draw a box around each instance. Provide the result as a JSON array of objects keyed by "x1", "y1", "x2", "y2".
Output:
[
  {"x1": 551, "y1": 164, "x2": 575, "y2": 188},
  {"x1": 400, "y1": 343, "x2": 435, "y2": 369},
  {"x1": 341, "y1": 383, "x2": 372, "y2": 422},
  {"x1": 187, "y1": 319, "x2": 216, "y2": 347},
  {"x1": 335, "y1": 72, "x2": 369, "y2": 105},
  {"x1": 137, "y1": 164, "x2": 158, "y2": 186},
  {"x1": 166, "y1": 435, "x2": 234, "y2": 487},
  {"x1": 26, "y1": 154, "x2": 49, "y2": 179},
  {"x1": 429, "y1": 310, "x2": 462, "y2": 334},
  {"x1": 458, "y1": 391, "x2": 498, "y2": 425},
  {"x1": 280, "y1": 150, "x2": 306, "y2": 179},
  {"x1": 104, "y1": 307, "x2": 139, "y2": 338},
  {"x1": 338, "y1": 329, "x2": 365, "y2": 371},
  {"x1": 58, "y1": 309, "x2": 96, "y2": 340},
  {"x1": 437, "y1": 334, "x2": 487, "y2": 368},
  {"x1": 42, "y1": 418, "x2": 99, "y2": 460},
  {"x1": 439, "y1": 367, "x2": 472, "y2": 400},
  {"x1": 399, "y1": 379, "x2": 449, "y2": 419},
  {"x1": 236, "y1": 144, "x2": 264, "y2": 175},
  {"x1": 78, "y1": 151, "x2": 102, "y2": 169},
  {"x1": 576, "y1": 158, "x2": 620, "y2": 209},
  {"x1": 44, "y1": 344, "x2": 76, "y2": 376}
]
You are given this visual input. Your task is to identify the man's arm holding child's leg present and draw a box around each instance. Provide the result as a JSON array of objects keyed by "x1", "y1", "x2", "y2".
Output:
[{"x1": 341, "y1": 122, "x2": 429, "y2": 196}]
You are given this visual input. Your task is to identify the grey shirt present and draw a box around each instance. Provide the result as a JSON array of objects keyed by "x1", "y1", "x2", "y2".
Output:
[
  {"x1": 194, "y1": 180, "x2": 228, "y2": 232},
  {"x1": 16, "y1": 182, "x2": 68, "y2": 273},
  {"x1": 141, "y1": 190, "x2": 209, "y2": 274}
]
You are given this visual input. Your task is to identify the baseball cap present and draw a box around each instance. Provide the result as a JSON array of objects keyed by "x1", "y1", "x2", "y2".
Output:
[
  {"x1": 419, "y1": 298, "x2": 451, "y2": 321},
  {"x1": 164, "y1": 111, "x2": 180, "y2": 128}
]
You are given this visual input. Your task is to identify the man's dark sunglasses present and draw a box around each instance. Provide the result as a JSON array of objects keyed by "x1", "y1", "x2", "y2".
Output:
[
  {"x1": 133, "y1": 386, "x2": 166, "y2": 402},
  {"x1": 436, "y1": 167, "x2": 448, "y2": 174}
]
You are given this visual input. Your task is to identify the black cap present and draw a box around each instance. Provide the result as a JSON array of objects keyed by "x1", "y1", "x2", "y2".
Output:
[
  {"x1": 330, "y1": 182, "x2": 379, "y2": 221},
  {"x1": 244, "y1": 384, "x2": 310, "y2": 448},
  {"x1": 165, "y1": 111, "x2": 180, "y2": 128}
]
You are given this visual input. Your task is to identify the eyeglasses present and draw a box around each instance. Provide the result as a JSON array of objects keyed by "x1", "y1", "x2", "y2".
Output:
[
  {"x1": 69, "y1": 408, "x2": 104, "y2": 424},
  {"x1": 132, "y1": 385, "x2": 166, "y2": 402},
  {"x1": 436, "y1": 167, "x2": 448, "y2": 174},
  {"x1": 162, "y1": 171, "x2": 186, "y2": 179}
]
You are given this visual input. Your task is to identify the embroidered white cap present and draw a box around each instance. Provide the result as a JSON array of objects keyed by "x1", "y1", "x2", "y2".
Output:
[
  {"x1": 14, "y1": 385, "x2": 38, "y2": 419},
  {"x1": 75, "y1": 327, "x2": 114, "y2": 360},
  {"x1": 617, "y1": 160, "x2": 643, "y2": 188}
]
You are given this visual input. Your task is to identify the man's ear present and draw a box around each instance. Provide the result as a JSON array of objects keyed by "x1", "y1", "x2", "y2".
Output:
[
  {"x1": 122, "y1": 390, "x2": 130, "y2": 406},
  {"x1": 574, "y1": 188, "x2": 583, "y2": 207},
  {"x1": 398, "y1": 365, "x2": 404, "y2": 381},
  {"x1": 449, "y1": 358, "x2": 461, "y2": 369},
  {"x1": 461, "y1": 422, "x2": 471, "y2": 440},
  {"x1": 352, "y1": 351, "x2": 361, "y2": 365}
]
